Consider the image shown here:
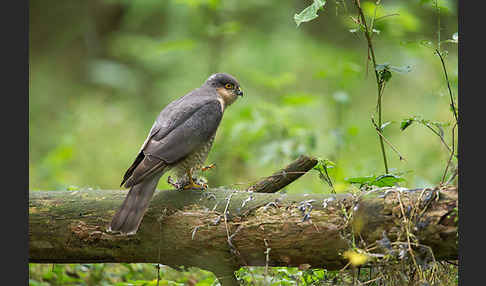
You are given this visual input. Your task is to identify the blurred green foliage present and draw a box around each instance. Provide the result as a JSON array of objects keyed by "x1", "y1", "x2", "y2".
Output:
[
  {"x1": 27, "y1": 264, "x2": 357, "y2": 285},
  {"x1": 29, "y1": 0, "x2": 457, "y2": 284}
]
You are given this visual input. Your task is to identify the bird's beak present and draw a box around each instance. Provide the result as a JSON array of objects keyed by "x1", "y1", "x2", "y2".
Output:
[{"x1": 236, "y1": 88, "x2": 243, "y2": 97}]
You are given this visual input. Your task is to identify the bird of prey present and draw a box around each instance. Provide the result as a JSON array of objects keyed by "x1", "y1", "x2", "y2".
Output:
[{"x1": 109, "y1": 73, "x2": 243, "y2": 235}]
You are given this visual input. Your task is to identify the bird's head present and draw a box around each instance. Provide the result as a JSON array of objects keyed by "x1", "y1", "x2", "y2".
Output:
[{"x1": 205, "y1": 73, "x2": 243, "y2": 108}]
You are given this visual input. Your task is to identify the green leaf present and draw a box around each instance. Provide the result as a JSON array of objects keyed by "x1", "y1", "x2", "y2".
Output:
[
  {"x1": 314, "y1": 158, "x2": 336, "y2": 193},
  {"x1": 345, "y1": 175, "x2": 376, "y2": 185},
  {"x1": 419, "y1": 40, "x2": 434, "y2": 48},
  {"x1": 294, "y1": 0, "x2": 326, "y2": 27},
  {"x1": 375, "y1": 63, "x2": 390, "y2": 72},
  {"x1": 381, "y1": 70, "x2": 392, "y2": 82},
  {"x1": 66, "y1": 185, "x2": 80, "y2": 191},
  {"x1": 453, "y1": 32, "x2": 458, "y2": 42},
  {"x1": 400, "y1": 116, "x2": 451, "y2": 135},
  {"x1": 345, "y1": 174, "x2": 405, "y2": 187},
  {"x1": 400, "y1": 118, "x2": 415, "y2": 131},
  {"x1": 389, "y1": 65, "x2": 412, "y2": 73},
  {"x1": 314, "y1": 158, "x2": 335, "y2": 170},
  {"x1": 376, "y1": 63, "x2": 412, "y2": 74},
  {"x1": 444, "y1": 32, "x2": 458, "y2": 44},
  {"x1": 372, "y1": 174, "x2": 405, "y2": 187},
  {"x1": 380, "y1": 121, "x2": 392, "y2": 131},
  {"x1": 434, "y1": 123, "x2": 445, "y2": 137}
]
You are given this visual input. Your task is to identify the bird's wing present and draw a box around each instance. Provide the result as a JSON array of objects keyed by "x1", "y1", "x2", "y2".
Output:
[
  {"x1": 121, "y1": 98, "x2": 223, "y2": 187},
  {"x1": 144, "y1": 99, "x2": 223, "y2": 163}
]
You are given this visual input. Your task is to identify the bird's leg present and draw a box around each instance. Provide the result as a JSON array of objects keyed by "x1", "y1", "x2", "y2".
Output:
[{"x1": 183, "y1": 169, "x2": 205, "y2": 190}]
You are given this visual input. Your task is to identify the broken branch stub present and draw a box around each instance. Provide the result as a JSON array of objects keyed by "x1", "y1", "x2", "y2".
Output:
[{"x1": 247, "y1": 155, "x2": 318, "y2": 193}]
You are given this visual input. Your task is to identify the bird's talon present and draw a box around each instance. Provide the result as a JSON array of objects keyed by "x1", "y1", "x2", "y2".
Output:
[
  {"x1": 202, "y1": 163, "x2": 216, "y2": 172},
  {"x1": 183, "y1": 182, "x2": 205, "y2": 190},
  {"x1": 167, "y1": 176, "x2": 183, "y2": 190}
]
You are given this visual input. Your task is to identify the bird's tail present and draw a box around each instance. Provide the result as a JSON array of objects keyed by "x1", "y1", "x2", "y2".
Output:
[{"x1": 109, "y1": 170, "x2": 165, "y2": 235}]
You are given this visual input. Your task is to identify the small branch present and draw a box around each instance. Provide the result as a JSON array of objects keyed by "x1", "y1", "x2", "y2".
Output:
[
  {"x1": 246, "y1": 155, "x2": 318, "y2": 193},
  {"x1": 445, "y1": 167, "x2": 458, "y2": 186},
  {"x1": 374, "y1": 13, "x2": 400, "y2": 22},
  {"x1": 371, "y1": 117, "x2": 407, "y2": 162},
  {"x1": 264, "y1": 239, "x2": 271, "y2": 285},
  {"x1": 423, "y1": 123, "x2": 453, "y2": 155},
  {"x1": 435, "y1": 49, "x2": 458, "y2": 124},
  {"x1": 441, "y1": 123, "x2": 457, "y2": 185},
  {"x1": 353, "y1": 0, "x2": 389, "y2": 174}
]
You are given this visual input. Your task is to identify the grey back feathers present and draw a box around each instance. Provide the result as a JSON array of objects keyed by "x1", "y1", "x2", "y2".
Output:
[{"x1": 145, "y1": 100, "x2": 222, "y2": 163}]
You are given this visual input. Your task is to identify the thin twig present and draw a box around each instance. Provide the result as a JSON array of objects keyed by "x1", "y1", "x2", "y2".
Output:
[
  {"x1": 371, "y1": 117, "x2": 407, "y2": 162},
  {"x1": 435, "y1": 49, "x2": 458, "y2": 124},
  {"x1": 435, "y1": 0, "x2": 441, "y2": 52},
  {"x1": 441, "y1": 123, "x2": 457, "y2": 185},
  {"x1": 223, "y1": 192, "x2": 234, "y2": 241},
  {"x1": 444, "y1": 260, "x2": 458, "y2": 267},
  {"x1": 445, "y1": 167, "x2": 458, "y2": 186},
  {"x1": 353, "y1": 0, "x2": 390, "y2": 173},
  {"x1": 397, "y1": 193, "x2": 424, "y2": 280},
  {"x1": 264, "y1": 239, "x2": 271, "y2": 285},
  {"x1": 362, "y1": 274, "x2": 385, "y2": 285},
  {"x1": 374, "y1": 13, "x2": 400, "y2": 22},
  {"x1": 423, "y1": 123, "x2": 453, "y2": 154}
]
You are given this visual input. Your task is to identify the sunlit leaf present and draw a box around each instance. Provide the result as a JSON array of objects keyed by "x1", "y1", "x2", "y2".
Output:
[
  {"x1": 389, "y1": 65, "x2": 412, "y2": 73},
  {"x1": 452, "y1": 32, "x2": 458, "y2": 41},
  {"x1": 376, "y1": 63, "x2": 411, "y2": 80},
  {"x1": 375, "y1": 63, "x2": 390, "y2": 71},
  {"x1": 444, "y1": 32, "x2": 458, "y2": 44},
  {"x1": 294, "y1": 0, "x2": 326, "y2": 27},
  {"x1": 380, "y1": 121, "x2": 392, "y2": 131}
]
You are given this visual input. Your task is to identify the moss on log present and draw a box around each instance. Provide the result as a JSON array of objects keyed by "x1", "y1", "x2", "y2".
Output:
[{"x1": 29, "y1": 186, "x2": 457, "y2": 285}]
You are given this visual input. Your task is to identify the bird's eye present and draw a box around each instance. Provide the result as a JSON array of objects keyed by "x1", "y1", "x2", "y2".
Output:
[{"x1": 225, "y1": 83, "x2": 234, "y2": 89}]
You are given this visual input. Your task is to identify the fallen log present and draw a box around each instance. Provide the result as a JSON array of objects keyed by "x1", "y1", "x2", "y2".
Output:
[{"x1": 29, "y1": 186, "x2": 457, "y2": 285}]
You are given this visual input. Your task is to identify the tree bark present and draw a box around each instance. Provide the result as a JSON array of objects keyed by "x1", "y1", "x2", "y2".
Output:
[{"x1": 29, "y1": 186, "x2": 457, "y2": 285}]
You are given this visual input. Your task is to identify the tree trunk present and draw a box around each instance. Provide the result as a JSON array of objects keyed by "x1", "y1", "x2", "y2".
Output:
[{"x1": 29, "y1": 186, "x2": 457, "y2": 286}]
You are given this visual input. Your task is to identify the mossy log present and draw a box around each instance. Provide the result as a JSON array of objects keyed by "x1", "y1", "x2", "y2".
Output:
[{"x1": 29, "y1": 186, "x2": 457, "y2": 285}]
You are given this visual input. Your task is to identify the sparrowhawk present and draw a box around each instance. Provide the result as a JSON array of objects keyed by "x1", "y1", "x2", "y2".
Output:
[{"x1": 109, "y1": 73, "x2": 243, "y2": 234}]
